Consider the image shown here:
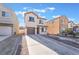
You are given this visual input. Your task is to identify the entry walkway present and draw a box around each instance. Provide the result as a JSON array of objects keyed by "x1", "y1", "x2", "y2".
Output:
[{"x1": 25, "y1": 35, "x2": 58, "y2": 55}]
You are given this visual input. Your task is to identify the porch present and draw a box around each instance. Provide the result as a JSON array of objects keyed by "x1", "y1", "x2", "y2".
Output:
[{"x1": 37, "y1": 25, "x2": 47, "y2": 35}]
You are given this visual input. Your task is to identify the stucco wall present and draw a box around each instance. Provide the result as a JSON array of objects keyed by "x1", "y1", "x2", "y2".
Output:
[
  {"x1": 46, "y1": 16, "x2": 68, "y2": 35},
  {"x1": 59, "y1": 16, "x2": 68, "y2": 33},
  {"x1": 25, "y1": 13, "x2": 39, "y2": 28},
  {"x1": 46, "y1": 19, "x2": 59, "y2": 35},
  {"x1": 0, "y1": 4, "x2": 19, "y2": 35}
]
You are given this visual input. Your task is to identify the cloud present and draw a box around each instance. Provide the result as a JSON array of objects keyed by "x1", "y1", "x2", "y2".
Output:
[
  {"x1": 15, "y1": 11, "x2": 26, "y2": 17},
  {"x1": 23, "y1": 7, "x2": 55, "y2": 13},
  {"x1": 23, "y1": 7, "x2": 32, "y2": 10},
  {"x1": 33, "y1": 7, "x2": 55, "y2": 13},
  {"x1": 46, "y1": 7, "x2": 55, "y2": 10},
  {"x1": 37, "y1": 13, "x2": 47, "y2": 18},
  {"x1": 33, "y1": 9, "x2": 46, "y2": 13},
  {"x1": 40, "y1": 16, "x2": 46, "y2": 18},
  {"x1": 68, "y1": 18, "x2": 75, "y2": 21},
  {"x1": 52, "y1": 15, "x2": 61, "y2": 18},
  {"x1": 15, "y1": 6, "x2": 56, "y2": 19},
  {"x1": 68, "y1": 18, "x2": 79, "y2": 24},
  {"x1": 23, "y1": 7, "x2": 27, "y2": 10}
]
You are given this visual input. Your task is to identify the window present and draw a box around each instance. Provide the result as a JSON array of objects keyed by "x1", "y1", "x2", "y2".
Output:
[
  {"x1": 2, "y1": 11, "x2": 11, "y2": 17},
  {"x1": 29, "y1": 16, "x2": 34, "y2": 22},
  {"x1": 61, "y1": 19, "x2": 64, "y2": 24},
  {"x1": 39, "y1": 20, "x2": 43, "y2": 24},
  {"x1": 5, "y1": 13, "x2": 11, "y2": 17},
  {"x1": 45, "y1": 27, "x2": 47, "y2": 32},
  {"x1": 2, "y1": 11, "x2": 5, "y2": 16},
  {"x1": 41, "y1": 27, "x2": 44, "y2": 32}
]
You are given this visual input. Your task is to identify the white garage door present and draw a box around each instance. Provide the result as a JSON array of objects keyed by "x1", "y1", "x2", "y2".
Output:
[{"x1": 0, "y1": 26, "x2": 12, "y2": 36}]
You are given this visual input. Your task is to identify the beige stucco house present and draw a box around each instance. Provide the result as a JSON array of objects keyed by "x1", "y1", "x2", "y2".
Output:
[
  {"x1": 24, "y1": 12, "x2": 47, "y2": 35},
  {"x1": 0, "y1": 4, "x2": 19, "y2": 36},
  {"x1": 45, "y1": 16, "x2": 69, "y2": 35}
]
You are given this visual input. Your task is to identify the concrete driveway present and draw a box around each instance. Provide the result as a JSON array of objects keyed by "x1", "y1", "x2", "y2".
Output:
[
  {"x1": 0, "y1": 35, "x2": 10, "y2": 41},
  {"x1": 0, "y1": 35, "x2": 22, "y2": 55},
  {"x1": 26, "y1": 34, "x2": 79, "y2": 55},
  {"x1": 25, "y1": 35, "x2": 58, "y2": 55}
]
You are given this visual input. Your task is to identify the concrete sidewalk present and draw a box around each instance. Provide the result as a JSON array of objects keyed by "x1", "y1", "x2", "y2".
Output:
[{"x1": 25, "y1": 35, "x2": 58, "y2": 55}]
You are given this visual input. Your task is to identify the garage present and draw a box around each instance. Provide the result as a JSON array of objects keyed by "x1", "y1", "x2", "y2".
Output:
[
  {"x1": 0, "y1": 26, "x2": 12, "y2": 36},
  {"x1": 27, "y1": 27, "x2": 35, "y2": 34},
  {"x1": 0, "y1": 23, "x2": 13, "y2": 36}
]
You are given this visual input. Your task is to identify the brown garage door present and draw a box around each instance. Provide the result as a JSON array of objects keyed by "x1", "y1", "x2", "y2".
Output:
[{"x1": 27, "y1": 27, "x2": 35, "y2": 34}]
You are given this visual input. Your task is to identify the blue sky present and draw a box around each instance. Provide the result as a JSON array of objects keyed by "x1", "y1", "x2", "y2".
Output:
[{"x1": 4, "y1": 3, "x2": 79, "y2": 26}]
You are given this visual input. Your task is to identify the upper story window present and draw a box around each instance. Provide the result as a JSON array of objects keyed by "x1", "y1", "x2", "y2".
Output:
[
  {"x1": 29, "y1": 16, "x2": 34, "y2": 22},
  {"x1": 41, "y1": 27, "x2": 44, "y2": 32},
  {"x1": 2, "y1": 11, "x2": 5, "y2": 16},
  {"x1": 39, "y1": 20, "x2": 43, "y2": 24},
  {"x1": 60, "y1": 19, "x2": 64, "y2": 24},
  {"x1": 2, "y1": 11, "x2": 11, "y2": 17}
]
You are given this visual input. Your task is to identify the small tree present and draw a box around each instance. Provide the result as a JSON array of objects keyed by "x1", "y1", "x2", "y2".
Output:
[
  {"x1": 63, "y1": 28, "x2": 73, "y2": 36},
  {"x1": 64, "y1": 28, "x2": 77, "y2": 37},
  {"x1": 65, "y1": 28, "x2": 72, "y2": 33}
]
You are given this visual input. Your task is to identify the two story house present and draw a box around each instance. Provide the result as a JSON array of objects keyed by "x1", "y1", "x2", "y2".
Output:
[
  {"x1": 0, "y1": 4, "x2": 19, "y2": 36},
  {"x1": 24, "y1": 12, "x2": 47, "y2": 35},
  {"x1": 45, "y1": 16, "x2": 69, "y2": 35}
]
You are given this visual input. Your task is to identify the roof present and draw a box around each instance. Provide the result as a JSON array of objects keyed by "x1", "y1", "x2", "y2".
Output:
[
  {"x1": 24, "y1": 12, "x2": 40, "y2": 19},
  {"x1": 24, "y1": 12, "x2": 47, "y2": 20},
  {"x1": 68, "y1": 21, "x2": 74, "y2": 23},
  {"x1": 47, "y1": 16, "x2": 68, "y2": 23}
]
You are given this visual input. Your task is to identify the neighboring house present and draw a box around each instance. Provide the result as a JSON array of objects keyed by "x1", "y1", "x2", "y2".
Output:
[
  {"x1": 68, "y1": 21, "x2": 79, "y2": 33},
  {"x1": 73, "y1": 24, "x2": 79, "y2": 33},
  {"x1": 68, "y1": 21, "x2": 76, "y2": 29},
  {"x1": 0, "y1": 4, "x2": 19, "y2": 36},
  {"x1": 19, "y1": 26, "x2": 26, "y2": 35},
  {"x1": 24, "y1": 12, "x2": 47, "y2": 35},
  {"x1": 45, "y1": 16, "x2": 69, "y2": 35}
]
